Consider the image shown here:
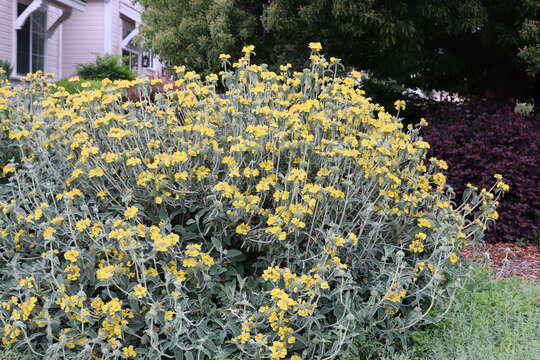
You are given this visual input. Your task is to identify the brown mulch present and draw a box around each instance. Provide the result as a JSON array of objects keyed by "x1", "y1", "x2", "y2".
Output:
[{"x1": 462, "y1": 242, "x2": 540, "y2": 282}]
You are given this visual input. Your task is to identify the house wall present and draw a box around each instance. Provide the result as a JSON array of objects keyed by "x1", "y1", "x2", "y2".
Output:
[
  {"x1": 1, "y1": 0, "x2": 161, "y2": 79},
  {"x1": 44, "y1": 3, "x2": 63, "y2": 77},
  {"x1": 0, "y1": 0, "x2": 13, "y2": 65},
  {"x1": 62, "y1": 0, "x2": 105, "y2": 77},
  {"x1": 110, "y1": 0, "x2": 122, "y2": 55}
]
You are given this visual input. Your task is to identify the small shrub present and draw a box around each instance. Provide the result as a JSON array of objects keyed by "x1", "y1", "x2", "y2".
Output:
[
  {"x1": 423, "y1": 101, "x2": 540, "y2": 243},
  {"x1": 76, "y1": 54, "x2": 135, "y2": 81},
  {"x1": 0, "y1": 45, "x2": 503, "y2": 359},
  {"x1": 55, "y1": 78, "x2": 103, "y2": 94},
  {"x1": 0, "y1": 60, "x2": 12, "y2": 80}
]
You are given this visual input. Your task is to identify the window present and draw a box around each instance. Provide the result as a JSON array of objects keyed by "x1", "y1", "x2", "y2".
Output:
[
  {"x1": 122, "y1": 17, "x2": 140, "y2": 73},
  {"x1": 16, "y1": 3, "x2": 46, "y2": 75},
  {"x1": 122, "y1": 48, "x2": 139, "y2": 72}
]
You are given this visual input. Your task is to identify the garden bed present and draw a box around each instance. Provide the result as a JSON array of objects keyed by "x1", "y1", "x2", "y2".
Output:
[{"x1": 464, "y1": 242, "x2": 540, "y2": 282}]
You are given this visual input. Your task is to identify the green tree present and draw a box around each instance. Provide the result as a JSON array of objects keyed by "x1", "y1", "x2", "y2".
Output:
[{"x1": 137, "y1": 0, "x2": 540, "y2": 101}]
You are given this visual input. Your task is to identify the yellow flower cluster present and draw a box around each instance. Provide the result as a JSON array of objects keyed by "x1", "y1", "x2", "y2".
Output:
[{"x1": 233, "y1": 266, "x2": 331, "y2": 358}]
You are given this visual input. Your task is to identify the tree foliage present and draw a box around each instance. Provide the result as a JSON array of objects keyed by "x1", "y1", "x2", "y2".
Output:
[{"x1": 137, "y1": 0, "x2": 540, "y2": 100}]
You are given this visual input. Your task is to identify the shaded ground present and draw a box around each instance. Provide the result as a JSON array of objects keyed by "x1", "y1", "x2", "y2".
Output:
[{"x1": 463, "y1": 242, "x2": 540, "y2": 282}]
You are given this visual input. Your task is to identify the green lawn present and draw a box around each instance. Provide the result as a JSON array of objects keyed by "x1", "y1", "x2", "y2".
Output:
[{"x1": 393, "y1": 266, "x2": 540, "y2": 360}]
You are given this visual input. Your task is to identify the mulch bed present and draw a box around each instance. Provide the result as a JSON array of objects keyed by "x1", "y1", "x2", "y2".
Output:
[{"x1": 463, "y1": 242, "x2": 540, "y2": 282}]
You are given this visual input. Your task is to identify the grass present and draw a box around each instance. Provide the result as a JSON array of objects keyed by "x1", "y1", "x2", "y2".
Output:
[
  {"x1": 2, "y1": 266, "x2": 539, "y2": 360},
  {"x1": 395, "y1": 265, "x2": 540, "y2": 360}
]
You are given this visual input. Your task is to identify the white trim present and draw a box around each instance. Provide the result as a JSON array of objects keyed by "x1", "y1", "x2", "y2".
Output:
[
  {"x1": 119, "y1": 2, "x2": 141, "y2": 23},
  {"x1": 58, "y1": 22, "x2": 62, "y2": 77},
  {"x1": 46, "y1": 7, "x2": 71, "y2": 38},
  {"x1": 103, "y1": 0, "x2": 113, "y2": 53},
  {"x1": 11, "y1": 0, "x2": 17, "y2": 77},
  {"x1": 15, "y1": 0, "x2": 42, "y2": 29},
  {"x1": 121, "y1": 27, "x2": 138, "y2": 48},
  {"x1": 50, "y1": 0, "x2": 85, "y2": 11}
]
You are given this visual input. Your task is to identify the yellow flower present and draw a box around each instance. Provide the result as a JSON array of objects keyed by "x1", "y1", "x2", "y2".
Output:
[
  {"x1": 235, "y1": 223, "x2": 251, "y2": 235},
  {"x1": 64, "y1": 265, "x2": 80, "y2": 281},
  {"x1": 242, "y1": 45, "x2": 255, "y2": 54},
  {"x1": 262, "y1": 266, "x2": 281, "y2": 282},
  {"x1": 132, "y1": 284, "x2": 147, "y2": 298},
  {"x1": 108, "y1": 127, "x2": 131, "y2": 139},
  {"x1": 126, "y1": 157, "x2": 142, "y2": 166},
  {"x1": 417, "y1": 218, "x2": 432, "y2": 228},
  {"x1": 122, "y1": 345, "x2": 137, "y2": 358},
  {"x1": 194, "y1": 166, "x2": 211, "y2": 180},
  {"x1": 259, "y1": 160, "x2": 274, "y2": 171},
  {"x1": 200, "y1": 254, "x2": 215, "y2": 266},
  {"x1": 165, "y1": 310, "x2": 175, "y2": 321},
  {"x1": 182, "y1": 257, "x2": 197, "y2": 267},
  {"x1": 308, "y1": 42, "x2": 322, "y2": 51},
  {"x1": 43, "y1": 226, "x2": 56, "y2": 240},
  {"x1": 51, "y1": 216, "x2": 64, "y2": 224},
  {"x1": 496, "y1": 181, "x2": 510, "y2": 192},
  {"x1": 350, "y1": 70, "x2": 362, "y2": 79},
  {"x1": 394, "y1": 100, "x2": 406, "y2": 110},
  {"x1": 124, "y1": 206, "x2": 138, "y2": 220},
  {"x1": 75, "y1": 218, "x2": 91, "y2": 231},
  {"x1": 448, "y1": 252, "x2": 459, "y2": 264},
  {"x1": 433, "y1": 173, "x2": 446, "y2": 186},
  {"x1": 270, "y1": 340, "x2": 287, "y2": 359},
  {"x1": 409, "y1": 240, "x2": 424, "y2": 253},
  {"x1": 384, "y1": 291, "x2": 402, "y2": 302},
  {"x1": 287, "y1": 168, "x2": 307, "y2": 182},
  {"x1": 88, "y1": 167, "x2": 105, "y2": 178},
  {"x1": 96, "y1": 265, "x2": 115, "y2": 281},
  {"x1": 175, "y1": 171, "x2": 188, "y2": 181},
  {"x1": 2, "y1": 164, "x2": 16, "y2": 177},
  {"x1": 64, "y1": 250, "x2": 79, "y2": 263}
]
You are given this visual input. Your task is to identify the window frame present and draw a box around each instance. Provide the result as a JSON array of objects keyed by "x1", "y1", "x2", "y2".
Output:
[
  {"x1": 15, "y1": 1, "x2": 47, "y2": 76},
  {"x1": 122, "y1": 47, "x2": 140, "y2": 73}
]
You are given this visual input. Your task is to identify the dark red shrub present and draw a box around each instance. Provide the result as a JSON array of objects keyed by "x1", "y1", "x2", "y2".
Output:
[
  {"x1": 422, "y1": 100, "x2": 540, "y2": 244},
  {"x1": 127, "y1": 76, "x2": 179, "y2": 102}
]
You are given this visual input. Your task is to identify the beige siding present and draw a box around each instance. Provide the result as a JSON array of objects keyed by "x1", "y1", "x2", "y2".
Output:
[
  {"x1": 0, "y1": 0, "x2": 14, "y2": 64},
  {"x1": 44, "y1": 4, "x2": 62, "y2": 78},
  {"x1": 62, "y1": 0, "x2": 104, "y2": 77}
]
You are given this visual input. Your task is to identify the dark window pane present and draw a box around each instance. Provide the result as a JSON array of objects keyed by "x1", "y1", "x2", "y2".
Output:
[
  {"x1": 32, "y1": 55, "x2": 44, "y2": 73},
  {"x1": 32, "y1": 32, "x2": 44, "y2": 57},
  {"x1": 16, "y1": 3, "x2": 30, "y2": 75},
  {"x1": 17, "y1": 2, "x2": 27, "y2": 16}
]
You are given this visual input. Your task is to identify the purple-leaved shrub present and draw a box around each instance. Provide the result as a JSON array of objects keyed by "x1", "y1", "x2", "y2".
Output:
[{"x1": 423, "y1": 100, "x2": 540, "y2": 243}]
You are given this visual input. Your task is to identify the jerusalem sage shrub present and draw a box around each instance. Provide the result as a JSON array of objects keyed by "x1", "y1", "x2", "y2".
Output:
[
  {"x1": 0, "y1": 44, "x2": 505, "y2": 359},
  {"x1": 422, "y1": 101, "x2": 540, "y2": 244}
]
